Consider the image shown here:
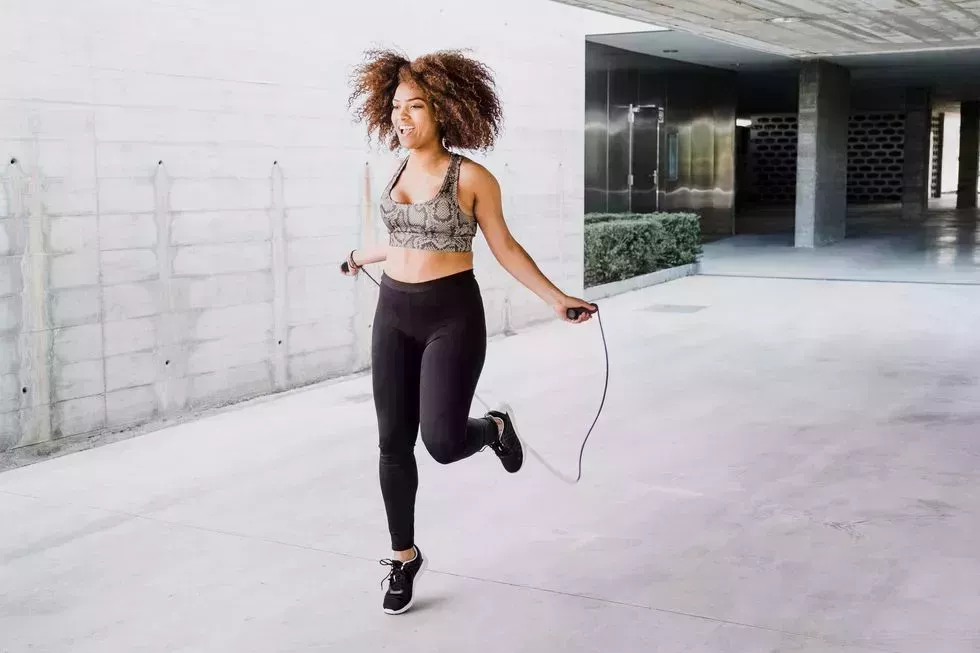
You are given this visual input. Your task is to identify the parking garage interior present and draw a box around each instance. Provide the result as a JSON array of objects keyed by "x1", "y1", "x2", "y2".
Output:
[{"x1": 584, "y1": 28, "x2": 980, "y2": 282}]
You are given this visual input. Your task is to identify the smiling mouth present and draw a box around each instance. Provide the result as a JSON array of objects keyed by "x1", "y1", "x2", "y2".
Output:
[{"x1": 398, "y1": 125, "x2": 415, "y2": 136}]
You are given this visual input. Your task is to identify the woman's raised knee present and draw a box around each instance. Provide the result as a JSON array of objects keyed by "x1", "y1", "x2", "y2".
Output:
[{"x1": 421, "y1": 429, "x2": 464, "y2": 465}]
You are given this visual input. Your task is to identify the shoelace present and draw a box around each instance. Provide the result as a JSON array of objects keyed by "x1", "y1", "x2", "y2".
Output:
[
  {"x1": 487, "y1": 437, "x2": 507, "y2": 455},
  {"x1": 379, "y1": 559, "x2": 407, "y2": 593},
  {"x1": 480, "y1": 412, "x2": 522, "y2": 460}
]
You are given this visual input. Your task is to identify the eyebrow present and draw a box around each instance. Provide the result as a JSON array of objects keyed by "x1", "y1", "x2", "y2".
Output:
[{"x1": 393, "y1": 97, "x2": 424, "y2": 103}]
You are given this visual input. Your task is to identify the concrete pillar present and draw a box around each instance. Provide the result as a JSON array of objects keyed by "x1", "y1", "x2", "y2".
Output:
[
  {"x1": 957, "y1": 101, "x2": 979, "y2": 209},
  {"x1": 902, "y1": 88, "x2": 932, "y2": 220},
  {"x1": 931, "y1": 112, "x2": 944, "y2": 199},
  {"x1": 795, "y1": 60, "x2": 850, "y2": 248}
]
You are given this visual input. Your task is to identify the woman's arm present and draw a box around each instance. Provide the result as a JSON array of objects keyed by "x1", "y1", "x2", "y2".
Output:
[
  {"x1": 349, "y1": 243, "x2": 388, "y2": 267},
  {"x1": 341, "y1": 243, "x2": 387, "y2": 277},
  {"x1": 466, "y1": 162, "x2": 594, "y2": 323}
]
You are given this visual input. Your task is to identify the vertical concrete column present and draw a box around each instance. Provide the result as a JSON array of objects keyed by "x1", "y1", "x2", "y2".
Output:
[
  {"x1": 270, "y1": 162, "x2": 288, "y2": 391},
  {"x1": 957, "y1": 101, "x2": 979, "y2": 209},
  {"x1": 795, "y1": 60, "x2": 850, "y2": 248},
  {"x1": 931, "y1": 112, "x2": 945, "y2": 199},
  {"x1": 902, "y1": 88, "x2": 932, "y2": 220}
]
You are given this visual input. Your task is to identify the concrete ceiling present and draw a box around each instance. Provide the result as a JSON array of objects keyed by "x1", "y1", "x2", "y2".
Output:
[
  {"x1": 587, "y1": 29, "x2": 793, "y2": 70},
  {"x1": 588, "y1": 27, "x2": 980, "y2": 101},
  {"x1": 564, "y1": 0, "x2": 980, "y2": 57}
]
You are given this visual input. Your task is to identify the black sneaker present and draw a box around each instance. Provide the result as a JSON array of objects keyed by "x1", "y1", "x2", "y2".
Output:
[
  {"x1": 485, "y1": 403, "x2": 524, "y2": 473},
  {"x1": 380, "y1": 546, "x2": 426, "y2": 615}
]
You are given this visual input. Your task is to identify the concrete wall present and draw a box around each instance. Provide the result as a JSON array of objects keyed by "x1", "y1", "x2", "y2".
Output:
[{"x1": 0, "y1": 0, "x2": 638, "y2": 451}]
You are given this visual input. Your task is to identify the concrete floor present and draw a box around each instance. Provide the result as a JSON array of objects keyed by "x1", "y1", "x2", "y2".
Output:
[
  {"x1": 3, "y1": 262, "x2": 980, "y2": 652},
  {"x1": 708, "y1": 206, "x2": 980, "y2": 285}
]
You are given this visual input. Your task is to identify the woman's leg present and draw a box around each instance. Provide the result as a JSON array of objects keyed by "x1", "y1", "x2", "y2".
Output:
[
  {"x1": 418, "y1": 315, "x2": 497, "y2": 465},
  {"x1": 416, "y1": 274, "x2": 521, "y2": 467},
  {"x1": 417, "y1": 276, "x2": 524, "y2": 472},
  {"x1": 372, "y1": 298, "x2": 422, "y2": 556}
]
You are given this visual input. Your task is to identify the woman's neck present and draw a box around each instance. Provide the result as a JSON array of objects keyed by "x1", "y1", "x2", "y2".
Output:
[{"x1": 408, "y1": 141, "x2": 451, "y2": 173}]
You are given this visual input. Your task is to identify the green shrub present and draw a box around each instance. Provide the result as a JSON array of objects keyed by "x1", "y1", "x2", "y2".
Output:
[{"x1": 584, "y1": 212, "x2": 701, "y2": 287}]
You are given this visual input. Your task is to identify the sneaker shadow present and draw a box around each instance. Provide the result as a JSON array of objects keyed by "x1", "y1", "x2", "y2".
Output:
[{"x1": 411, "y1": 595, "x2": 450, "y2": 612}]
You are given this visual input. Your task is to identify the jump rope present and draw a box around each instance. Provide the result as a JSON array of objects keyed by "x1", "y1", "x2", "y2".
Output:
[{"x1": 341, "y1": 258, "x2": 609, "y2": 484}]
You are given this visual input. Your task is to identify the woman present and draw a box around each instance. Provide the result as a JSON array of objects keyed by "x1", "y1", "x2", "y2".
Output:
[{"x1": 344, "y1": 48, "x2": 594, "y2": 615}]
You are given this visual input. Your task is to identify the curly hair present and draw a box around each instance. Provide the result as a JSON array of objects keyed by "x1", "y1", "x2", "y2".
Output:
[{"x1": 348, "y1": 48, "x2": 503, "y2": 152}]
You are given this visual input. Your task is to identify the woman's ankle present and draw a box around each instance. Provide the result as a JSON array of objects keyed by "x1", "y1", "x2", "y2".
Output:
[
  {"x1": 484, "y1": 415, "x2": 504, "y2": 446},
  {"x1": 394, "y1": 547, "x2": 416, "y2": 563}
]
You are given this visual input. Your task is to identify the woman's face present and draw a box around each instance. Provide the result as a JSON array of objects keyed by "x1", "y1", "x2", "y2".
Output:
[{"x1": 391, "y1": 80, "x2": 438, "y2": 149}]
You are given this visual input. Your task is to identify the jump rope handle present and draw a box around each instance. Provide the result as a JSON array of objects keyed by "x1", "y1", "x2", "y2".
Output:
[{"x1": 566, "y1": 304, "x2": 598, "y2": 320}]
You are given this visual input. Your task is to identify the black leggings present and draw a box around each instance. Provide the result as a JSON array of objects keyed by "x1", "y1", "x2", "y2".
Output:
[{"x1": 372, "y1": 269, "x2": 497, "y2": 551}]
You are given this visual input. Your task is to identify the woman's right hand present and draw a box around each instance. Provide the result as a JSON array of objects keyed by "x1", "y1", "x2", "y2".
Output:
[
  {"x1": 554, "y1": 295, "x2": 596, "y2": 323},
  {"x1": 340, "y1": 250, "x2": 359, "y2": 276}
]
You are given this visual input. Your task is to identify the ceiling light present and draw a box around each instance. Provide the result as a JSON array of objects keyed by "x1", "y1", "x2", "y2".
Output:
[
  {"x1": 770, "y1": 16, "x2": 800, "y2": 24},
  {"x1": 736, "y1": 118, "x2": 753, "y2": 127}
]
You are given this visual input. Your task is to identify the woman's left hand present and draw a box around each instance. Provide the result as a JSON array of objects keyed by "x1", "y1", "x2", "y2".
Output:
[{"x1": 554, "y1": 295, "x2": 597, "y2": 323}]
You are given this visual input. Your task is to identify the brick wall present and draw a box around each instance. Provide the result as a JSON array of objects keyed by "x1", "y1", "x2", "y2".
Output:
[{"x1": 0, "y1": 0, "x2": 622, "y2": 450}]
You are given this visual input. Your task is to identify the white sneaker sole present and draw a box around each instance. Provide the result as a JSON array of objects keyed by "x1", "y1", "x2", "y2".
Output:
[{"x1": 382, "y1": 555, "x2": 427, "y2": 616}]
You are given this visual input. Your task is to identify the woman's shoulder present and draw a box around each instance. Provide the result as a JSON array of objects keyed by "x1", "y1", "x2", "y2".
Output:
[{"x1": 457, "y1": 155, "x2": 498, "y2": 190}]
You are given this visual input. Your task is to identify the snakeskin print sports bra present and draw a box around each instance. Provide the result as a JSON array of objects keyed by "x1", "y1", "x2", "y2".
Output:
[{"x1": 380, "y1": 153, "x2": 477, "y2": 253}]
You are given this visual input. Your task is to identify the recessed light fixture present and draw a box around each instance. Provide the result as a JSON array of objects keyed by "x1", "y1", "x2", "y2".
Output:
[
  {"x1": 736, "y1": 118, "x2": 753, "y2": 127},
  {"x1": 770, "y1": 16, "x2": 800, "y2": 23}
]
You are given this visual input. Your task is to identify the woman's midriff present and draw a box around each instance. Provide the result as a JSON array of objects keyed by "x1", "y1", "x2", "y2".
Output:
[{"x1": 383, "y1": 247, "x2": 474, "y2": 283}]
